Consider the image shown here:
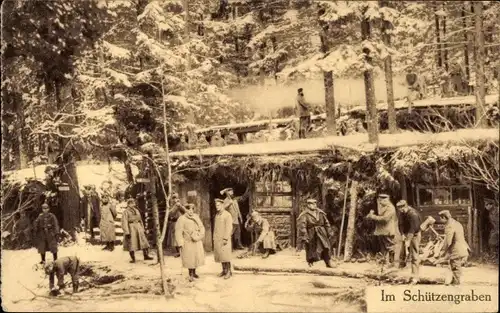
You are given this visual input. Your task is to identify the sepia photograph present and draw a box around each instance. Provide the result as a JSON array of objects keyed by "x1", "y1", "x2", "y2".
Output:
[{"x1": 1, "y1": 0, "x2": 499, "y2": 312}]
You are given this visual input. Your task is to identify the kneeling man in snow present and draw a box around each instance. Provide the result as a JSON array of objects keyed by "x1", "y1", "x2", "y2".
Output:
[
  {"x1": 244, "y1": 211, "x2": 277, "y2": 258},
  {"x1": 45, "y1": 256, "x2": 80, "y2": 296}
]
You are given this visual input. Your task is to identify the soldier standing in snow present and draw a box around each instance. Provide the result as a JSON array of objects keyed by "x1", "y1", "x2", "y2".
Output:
[
  {"x1": 34, "y1": 203, "x2": 59, "y2": 264},
  {"x1": 485, "y1": 199, "x2": 499, "y2": 257},
  {"x1": 297, "y1": 198, "x2": 335, "y2": 268},
  {"x1": 221, "y1": 187, "x2": 245, "y2": 250},
  {"x1": 175, "y1": 203, "x2": 206, "y2": 282},
  {"x1": 214, "y1": 198, "x2": 233, "y2": 279},
  {"x1": 296, "y1": 88, "x2": 311, "y2": 139},
  {"x1": 167, "y1": 192, "x2": 184, "y2": 257},
  {"x1": 99, "y1": 193, "x2": 117, "y2": 251},
  {"x1": 366, "y1": 194, "x2": 401, "y2": 268},
  {"x1": 122, "y1": 198, "x2": 153, "y2": 263},
  {"x1": 396, "y1": 200, "x2": 422, "y2": 284}
]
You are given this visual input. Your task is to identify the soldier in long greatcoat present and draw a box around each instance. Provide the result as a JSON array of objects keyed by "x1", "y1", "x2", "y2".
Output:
[
  {"x1": 214, "y1": 198, "x2": 233, "y2": 279},
  {"x1": 34, "y1": 203, "x2": 59, "y2": 264},
  {"x1": 366, "y1": 193, "x2": 401, "y2": 268},
  {"x1": 221, "y1": 187, "x2": 244, "y2": 250},
  {"x1": 436, "y1": 210, "x2": 471, "y2": 285},
  {"x1": 122, "y1": 198, "x2": 153, "y2": 263},
  {"x1": 175, "y1": 203, "x2": 206, "y2": 282},
  {"x1": 99, "y1": 193, "x2": 117, "y2": 251},
  {"x1": 167, "y1": 193, "x2": 184, "y2": 257},
  {"x1": 297, "y1": 198, "x2": 335, "y2": 268},
  {"x1": 485, "y1": 199, "x2": 499, "y2": 256}
]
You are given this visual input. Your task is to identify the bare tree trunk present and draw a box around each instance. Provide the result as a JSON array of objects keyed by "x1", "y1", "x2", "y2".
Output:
[
  {"x1": 324, "y1": 71, "x2": 336, "y2": 134},
  {"x1": 380, "y1": 0, "x2": 396, "y2": 133},
  {"x1": 343, "y1": 180, "x2": 358, "y2": 262},
  {"x1": 148, "y1": 157, "x2": 170, "y2": 297},
  {"x1": 361, "y1": 13, "x2": 378, "y2": 144},
  {"x1": 318, "y1": 21, "x2": 336, "y2": 134},
  {"x1": 442, "y1": 3, "x2": 449, "y2": 73},
  {"x1": 462, "y1": 3, "x2": 470, "y2": 93},
  {"x1": 183, "y1": 0, "x2": 190, "y2": 70},
  {"x1": 434, "y1": 2, "x2": 443, "y2": 68},
  {"x1": 473, "y1": 1, "x2": 487, "y2": 127}
]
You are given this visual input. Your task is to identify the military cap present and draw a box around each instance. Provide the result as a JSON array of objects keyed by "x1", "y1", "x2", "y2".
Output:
[
  {"x1": 306, "y1": 198, "x2": 317, "y2": 204},
  {"x1": 438, "y1": 210, "x2": 452, "y2": 219},
  {"x1": 220, "y1": 188, "x2": 233, "y2": 195},
  {"x1": 215, "y1": 198, "x2": 224, "y2": 204},
  {"x1": 41, "y1": 203, "x2": 49, "y2": 209},
  {"x1": 396, "y1": 200, "x2": 407, "y2": 207},
  {"x1": 378, "y1": 193, "x2": 390, "y2": 199}
]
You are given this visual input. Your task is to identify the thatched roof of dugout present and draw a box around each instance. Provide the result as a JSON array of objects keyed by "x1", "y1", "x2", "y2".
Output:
[{"x1": 159, "y1": 128, "x2": 499, "y2": 188}]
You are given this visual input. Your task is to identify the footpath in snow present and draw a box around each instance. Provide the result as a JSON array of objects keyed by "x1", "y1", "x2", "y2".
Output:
[{"x1": 233, "y1": 249, "x2": 499, "y2": 286}]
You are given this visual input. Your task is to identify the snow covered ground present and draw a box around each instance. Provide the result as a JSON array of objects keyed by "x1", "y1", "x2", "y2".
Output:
[
  {"x1": 2, "y1": 244, "x2": 497, "y2": 312},
  {"x1": 1, "y1": 245, "x2": 364, "y2": 312}
]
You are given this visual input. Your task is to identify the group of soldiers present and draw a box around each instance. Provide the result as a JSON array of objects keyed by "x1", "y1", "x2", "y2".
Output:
[
  {"x1": 171, "y1": 187, "x2": 278, "y2": 282},
  {"x1": 364, "y1": 193, "x2": 487, "y2": 285},
  {"x1": 18, "y1": 181, "x2": 499, "y2": 294}
]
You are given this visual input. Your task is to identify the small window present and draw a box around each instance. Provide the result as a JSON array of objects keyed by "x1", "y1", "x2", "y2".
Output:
[
  {"x1": 434, "y1": 188, "x2": 451, "y2": 205},
  {"x1": 451, "y1": 186, "x2": 471, "y2": 205},
  {"x1": 418, "y1": 188, "x2": 433, "y2": 206}
]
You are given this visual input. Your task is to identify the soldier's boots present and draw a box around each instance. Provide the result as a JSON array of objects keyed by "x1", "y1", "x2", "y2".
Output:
[
  {"x1": 188, "y1": 269, "x2": 195, "y2": 282},
  {"x1": 224, "y1": 263, "x2": 232, "y2": 279},
  {"x1": 143, "y1": 249, "x2": 153, "y2": 260},
  {"x1": 262, "y1": 250, "x2": 270, "y2": 259},
  {"x1": 129, "y1": 251, "x2": 136, "y2": 263},
  {"x1": 218, "y1": 263, "x2": 227, "y2": 277},
  {"x1": 192, "y1": 269, "x2": 199, "y2": 279}
]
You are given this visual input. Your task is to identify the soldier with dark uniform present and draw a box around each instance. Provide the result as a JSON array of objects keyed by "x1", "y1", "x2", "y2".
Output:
[
  {"x1": 222, "y1": 188, "x2": 245, "y2": 250},
  {"x1": 485, "y1": 199, "x2": 499, "y2": 257},
  {"x1": 396, "y1": 200, "x2": 422, "y2": 284},
  {"x1": 296, "y1": 88, "x2": 311, "y2": 139},
  {"x1": 297, "y1": 198, "x2": 335, "y2": 268},
  {"x1": 12, "y1": 211, "x2": 33, "y2": 248},
  {"x1": 45, "y1": 256, "x2": 81, "y2": 295},
  {"x1": 34, "y1": 203, "x2": 60, "y2": 264},
  {"x1": 167, "y1": 192, "x2": 185, "y2": 257}
]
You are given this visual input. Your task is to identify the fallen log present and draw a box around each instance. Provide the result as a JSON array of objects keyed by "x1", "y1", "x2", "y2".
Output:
[{"x1": 233, "y1": 265, "x2": 445, "y2": 284}]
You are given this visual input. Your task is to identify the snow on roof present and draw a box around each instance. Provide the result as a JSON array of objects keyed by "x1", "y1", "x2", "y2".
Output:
[
  {"x1": 185, "y1": 94, "x2": 498, "y2": 136},
  {"x1": 4, "y1": 162, "x2": 139, "y2": 192},
  {"x1": 347, "y1": 94, "x2": 499, "y2": 114},
  {"x1": 171, "y1": 128, "x2": 499, "y2": 157},
  {"x1": 194, "y1": 113, "x2": 326, "y2": 134}
]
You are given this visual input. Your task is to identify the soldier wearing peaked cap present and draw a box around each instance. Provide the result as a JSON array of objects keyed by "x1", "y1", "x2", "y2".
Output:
[
  {"x1": 221, "y1": 187, "x2": 244, "y2": 250},
  {"x1": 436, "y1": 210, "x2": 470, "y2": 285},
  {"x1": 366, "y1": 193, "x2": 401, "y2": 268},
  {"x1": 34, "y1": 203, "x2": 59, "y2": 264},
  {"x1": 297, "y1": 198, "x2": 335, "y2": 268},
  {"x1": 396, "y1": 199, "x2": 422, "y2": 284},
  {"x1": 245, "y1": 211, "x2": 277, "y2": 258},
  {"x1": 214, "y1": 198, "x2": 233, "y2": 279}
]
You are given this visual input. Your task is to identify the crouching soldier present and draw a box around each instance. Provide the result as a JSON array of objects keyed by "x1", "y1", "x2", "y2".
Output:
[
  {"x1": 436, "y1": 210, "x2": 470, "y2": 285},
  {"x1": 45, "y1": 256, "x2": 80, "y2": 296},
  {"x1": 245, "y1": 211, "x2": 277, "y2": 258}
]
